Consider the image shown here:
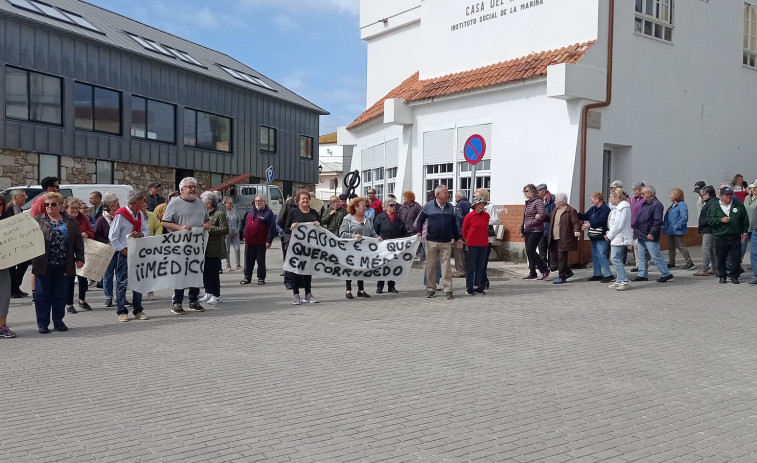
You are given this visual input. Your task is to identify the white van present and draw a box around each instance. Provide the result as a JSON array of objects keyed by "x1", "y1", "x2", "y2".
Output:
[{"x1": 1, "y1": 184, "x2": 133, "y2": 210}]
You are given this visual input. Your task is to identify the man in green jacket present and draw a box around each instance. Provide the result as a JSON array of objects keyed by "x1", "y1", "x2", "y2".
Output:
[
  {"x1": 707, "y1": 186, "x2": 749, "y2": 284},
  {"x1": 321, "y1": 194, "x2": 348, "y2": 236}
]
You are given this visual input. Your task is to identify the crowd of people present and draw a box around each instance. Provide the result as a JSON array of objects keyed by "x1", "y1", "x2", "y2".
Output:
[{"x1": 2, "y1": 173, "x2": 756, "y2": 338}]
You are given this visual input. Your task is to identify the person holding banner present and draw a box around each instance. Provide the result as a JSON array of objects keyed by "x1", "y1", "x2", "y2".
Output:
[
  {"x1": 94, "y1": 193, "x2": 120, "y2": 307},
  {"x1": 373, "y1": 197, "x2": 408, "y2": 294},
  {"x1": 63, "y1": 197, "x2": 94, "y2": 314},
  {"x1": 109, "y1": 191, "x2": 149, "y2": 322},
  {"x1": 285, "y1": 190, "x2": 321, "y2": 305},
  {"x1": 32, "y1": 192, "x2": 85, "y2": 334},
  {"x1": 240, "y1": 195, "x2": 277, "y2": 285},
  {"x1": 340, "y1": 196, "x2": 378, "y2": 299},
  {"x1": 6, "y1": 190, "x2": 30, "y2": 299},
  {"x1": 462, "y1": 196, "x2": 490, "y2": 296},
  {"x1": 199, "y1": 191, "x2": 229, "y2": 305},
  {"x1": 0, "y1": 200, "x2": 16, "y2": 337},
  {"x1": 161, "y1": 177, "x2": 211, "y2": 315}
]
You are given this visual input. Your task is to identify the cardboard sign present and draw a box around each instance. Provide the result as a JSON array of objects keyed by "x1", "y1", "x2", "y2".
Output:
[
  {"x1": 283, "y1": 223, "x2": 420, "y2": 281},
  {"x1": 0, "y1": 213, "x2": 45, "y2": 270},
  {"x1": 127, "y1": 229, "x2": 208, "y2": 293},
  {"x1": 76, "y1": 239, "x2": 115, "y2": 281}
]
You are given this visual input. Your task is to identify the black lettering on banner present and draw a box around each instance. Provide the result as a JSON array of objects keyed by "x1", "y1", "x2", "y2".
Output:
[
  {"x1": 293, "y1": 226, "x2": 306, "y2": 241},
  {"x1": 368, "y1": 242, "x2": 378, "y2": 252},
  {"x1": 353, "y1": 241, "x2": 362, "y2": 251}
]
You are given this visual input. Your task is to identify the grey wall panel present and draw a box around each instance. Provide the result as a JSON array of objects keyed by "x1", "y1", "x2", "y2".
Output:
[
  {"x1": 167, "y1": 149, "x2": 175, "y2": 168},
  {"x1": 86, "y1": 42, "x2": 97, "y2": 83},
  {"x1": 97, "y1": 136, "x2": 109, "y2": 159},
  {"x1": 18, "y1": 123, "x2": 33, "y2": 151},
  {"x1": 0, "y1": 19, "x2": 6, "y2": 63},
  {"x1": 74, "y1": 131, "x2": 85, "y2": 156},
  {"x1": 34, "y1": 29, "x2": 48, "y2": 72},
  {"x1": 47, "y1": 33, "x2": 61, "y2": 76},
  {"x1": 109, "y1": 50, "x2": 120, "y2": 89},
  {"x1": 18, "y1": 23, "x2": 33, "y2": 69},
  {"x1": 73, "y1": 40, "x2": 86, "y2": 80},
  {"x1": 48, "y1": 127, "x2": 61, "y2": 154},
  {"x1": 98, "y1": 46, "x2": 109, "y2": 87},
  {"x1": 109, "y1": 137, "x2": 119, "y2": 160},
  {"x1": 33, "y1": 125, "x2": 48, "y2": 153},
  {"x1": 4, "y1": 20, "x2": 19, "y2": 65},
  {"x1": 60, "y1": 36, "x2": 73, "y2": 77},
  {"x1": 150, "y1": 143, "x2": 159, "y2": 166},
  {"x1": 86, "y1": 133, "x2": 97, "y2": 158},
  {"x1": 5, "y1": 122, "x2": 19, "y2": 148}
]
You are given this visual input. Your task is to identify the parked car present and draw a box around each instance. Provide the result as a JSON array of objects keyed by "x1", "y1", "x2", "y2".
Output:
[{"x1": 1, "y1": 183, "x2": 133, "y2": 210}]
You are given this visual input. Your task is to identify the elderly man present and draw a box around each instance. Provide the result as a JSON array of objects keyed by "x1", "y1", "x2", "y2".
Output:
[
  {"x1": 240, "y1": 195, "x2": 277, "y2": 285},
  {"x1": 161, "y1": 177, "x2": 210, "y2": 315},
  {"x1": 536, "y1": 184, "x2": 557, "y2": 271},
  {"x1": 88, "y1": 191, "x2": 104, "y2": 219},
  {"x1": 708, "y1": 186, "x2": 749, "y2": 284},
  {"x1": 452, "y1": 190, "x2": 471, "y2": 278},
  {"x1": 8, "y1": 190, "x2": 29, "y2": 298},
  {"x1": 367, "y1": 188, "x2": 383, "y2": 216},
  {"x1": 414, "y1": 184, "x2": 464, "y2": 300},
  {"x1": 694, "y1": 185, "x2": 718, "y2": 277},
  {"x1": 146, "y1": 182, "x2": 165, "y2": 212},
  {"x1": 109, "y1": 190, "x2": 149, "y2": 322},
  {"x1": 632, "y1": 185, "x2": 673, "y2": 283},
  {"x1": 544, "y1": 193, "x2": 580, "y2": 284}
]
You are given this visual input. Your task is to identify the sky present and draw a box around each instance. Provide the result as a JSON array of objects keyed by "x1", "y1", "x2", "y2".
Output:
[{"x1": 87, "y1": 0, "x2": 367, "y2": 135}]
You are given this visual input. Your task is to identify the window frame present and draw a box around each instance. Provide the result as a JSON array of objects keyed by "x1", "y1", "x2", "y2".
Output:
[
  {"x1": 38, "y1": 153, "x2": 60, "y2": 180},
  {"x1": 184, "y1": 107, "x2": 233, "y2": 153},
  {"x1": 96, "y1": 160, "x2": 113, "y2": 184},
  {"x1": 300, "y1": 135, "x2": 314, "y2": 159},
  {"x1": 4, "y1": 65, "x2": 63, "y2": 126},
  {"x1": 130, "y1": 95, "x2": 176, "y2": 144},
  {"x1": 74, "y1": 81, "x2": 122, "y2": 135},
  {"x1": 745, "y1": 3, "x2": 757, "y2": 68},
  {"x1": 634, "y1": 0, "x2": 673, "y2": 42},
  {"x1": 260, "y1": 125, "x2": 277, "y2": 152}
]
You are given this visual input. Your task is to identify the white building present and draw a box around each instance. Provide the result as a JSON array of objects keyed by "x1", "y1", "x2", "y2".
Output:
[
  {"x1": 315, "y1": 132, "x2": 349, "y2": 200},
  {"x1": 338, "y1": 0, "x2": 757, "y2": 254}
]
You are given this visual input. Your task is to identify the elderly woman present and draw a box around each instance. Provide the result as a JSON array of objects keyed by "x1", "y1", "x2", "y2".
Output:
[
  {"x1": 223, "y1": 196, "x2": 241, "y2": 272},
  {"x1": 373, "y1": 197, "x2": 408, "y2": 294},
  {"x1": 0, "y1": 197, "x2": 15, "y2": 337},
  {"x1": 32, "y1": 192, "x2": 84, "y2": 333},
  {"x1": 63, "y1": 197, "x2": 94, "y2": 314},
  {"x1": 605, "y1": 188, "x2": 634, "y2": 290},
  {"x1": 199, "y1": 191, "x2": 229, "y2": 305},
  {"x1": 663, "y1": 188, "x2": 694, "y2": 270},
  {"x1": 521, "y1": 184, "x2": 550, "y2": 280},
  {"x1": 578, "y1": 192, "x2": 613, "y2": 283},
  {"x1": 474, "y1": 187, "x2": 503, "y2": 289},
  {"x1": 397, "y1": 191, "x2": 422, "y2": 235},
  {"x1": 340, "y1": 196, "x2": 377, "y2": 299},
  {"x1": 545, "y1": 193, "x2": 580, "y2": 284},
  {"x1": 285, "y1": 189, "x2": 321, "y2": 304},
  {"x1": 94, "y1": 192, "x2": 120, "y2": 307}
]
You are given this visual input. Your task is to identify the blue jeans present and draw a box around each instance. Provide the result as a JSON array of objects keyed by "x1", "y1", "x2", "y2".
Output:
[
  {"x1": 590, "y1": 240, "x2": 613, "y2": 277},
  {"x1": 743, "y1": 231, "x2": 753, "y2": 259},
  {"x1": 750, "y1": 232, "x2": 757, "y2": 279},
  {"x1": 466, "y1": 245, "x2": 488, "y2": 291},
  {"x1": 115, "y1": 252, "x2": 143, "y2": 315},
  {"x1": 102, "y1": 252, "x2": 118, "y2": 298},
  {"x1": 637, "y1": 239, "x2": 671, "y2": 278},
  {"x1": 34, "y1": 263, "x2": 66, "y2": 328},
  {"x1": 610, "y1": 246, "x2": 627, "y2": 283}
]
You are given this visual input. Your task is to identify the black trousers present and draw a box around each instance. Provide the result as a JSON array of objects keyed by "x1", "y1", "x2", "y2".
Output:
[
  {"x1": 714, "y1": 236, "x2": 742, "y2": 278},
  {"x1": 245, "y1": 245, "x2": 267, "y2": 281},
  {"x1": 376, "y1": 280, "x2": 396, "y2": 290},
  {"x1": 65, "y1": 275, "x2": 88, "y2": 305},
  {"x1": 537, "y1": 234, "x2": 557, "y2": 269},
  {"x1": 549, "y1": 239, "x2": 571, "y2": 279},
  {"x1": 10, "y1": 260, "x2": 30, "y2": 293},
  {"x1": 525, "y1": 231, "x2": 548, "y2": 276},
  {"x1": 346, "y1": 280, "x2": 364, "y2": 291},
  {"x1": 203, "y1": 257, "x2": 222, "y2": 297}
]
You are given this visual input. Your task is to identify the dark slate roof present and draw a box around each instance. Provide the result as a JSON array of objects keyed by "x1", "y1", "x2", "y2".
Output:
[{"x1": 0, "y1": 0, "x2": 328, "y2": 115}]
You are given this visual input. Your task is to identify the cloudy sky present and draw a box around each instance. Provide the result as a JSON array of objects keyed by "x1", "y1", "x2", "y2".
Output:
[{"x1": 88, "y1": 0, "x2": 367, "y2": 135}]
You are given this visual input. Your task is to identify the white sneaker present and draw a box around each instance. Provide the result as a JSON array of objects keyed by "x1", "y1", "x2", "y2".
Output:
[
  {"x1": 615, "y1": 282, "x2": 629, "y2": 291},
  {"x1": 198, "y1": 293, "x2": 210, "y2": 302},
  {"x1": 304, "y1": 293, "x2": 318, "y2": 303},
  {"x1": 607, "y1": 281, "x2": 619, "y2": 289},
  {"x1": 292, "y1": 294, "x2": 301, "y2": 305},
  {"x1": 206, "y1": 295, "x2": 219, "y2": 305}
]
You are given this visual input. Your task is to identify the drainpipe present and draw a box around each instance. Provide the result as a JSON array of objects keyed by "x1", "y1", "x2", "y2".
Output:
[{"x1": 579, "y1": 0, "x2": 615, "y2": 257}]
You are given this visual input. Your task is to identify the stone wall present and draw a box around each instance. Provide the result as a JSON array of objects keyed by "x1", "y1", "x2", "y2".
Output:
[
  {"x1": 114, "y1": 162, "x2": 175, "y2": 195},
  {"x1": 0, "y1": 150, "x2": 39, "y2": 189},
  {"x1": 60, "y1": 155, "x2": 96, "y2": 184}
]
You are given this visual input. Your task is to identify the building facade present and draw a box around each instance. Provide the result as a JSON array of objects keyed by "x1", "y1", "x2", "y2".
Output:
[
  {"x1": 339, "y1": 0, "x2": 757, "y2": 258},
  {"x1": 0, "y1": 0, "x2": 327, "y2": 196}
]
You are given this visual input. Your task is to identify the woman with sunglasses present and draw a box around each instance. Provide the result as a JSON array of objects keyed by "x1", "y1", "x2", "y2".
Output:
[
  {"x1": 521, "y1": 184, "x2": 550, "y2": 280},
  {"x1": 31, "y1": 192, "x2": 84, "y2": 334},
  {"x1": 373, "y1": 197, "x2": 408, "y2": 294},
  {"x1": 63, "y1": 197, "x2": 94, "y2": 314}
]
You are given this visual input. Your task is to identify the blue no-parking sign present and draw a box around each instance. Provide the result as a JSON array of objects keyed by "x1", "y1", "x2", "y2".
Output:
[
  {"x1": 463, "y1": 134, "x2": 486, "y2": 165},
  {"x1": 265, "y1": 166, "x2": 275, "y2": 183}
]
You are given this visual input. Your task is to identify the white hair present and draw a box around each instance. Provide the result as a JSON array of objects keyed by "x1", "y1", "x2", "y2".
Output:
[
  {"x1": 200, "y1": 190, "x2": 218, "y2": 207},
  {"x1": 554, "y1": 193, "x2": 568, "y2": 203},
  {"x1": 179, "y1": 177, "x2": 198, "y2": 190}
]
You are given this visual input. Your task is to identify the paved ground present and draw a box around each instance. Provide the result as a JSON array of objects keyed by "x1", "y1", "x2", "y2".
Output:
[{"x1": 5, "y1": 243, "x2": 757, "y2": 462}]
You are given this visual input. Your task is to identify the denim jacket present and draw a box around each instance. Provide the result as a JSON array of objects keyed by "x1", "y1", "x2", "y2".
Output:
[{"x1": 663, "y1": 201, "x2": 689, "y2": 236}]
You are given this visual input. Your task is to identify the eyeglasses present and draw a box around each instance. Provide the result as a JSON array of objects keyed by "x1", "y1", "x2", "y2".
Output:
[
  {"x1": 44, "y1": 202, "x2": 58, "y2": 207},
  {"x1": 386, "y1": 204, "x2": 396, "y2": 207},
  {"x1": 52, "y1": 185, "x2": 60, "y2": 190},
  {"x1": 182, "y1": 185, "x2": 197, "y2": 190}
]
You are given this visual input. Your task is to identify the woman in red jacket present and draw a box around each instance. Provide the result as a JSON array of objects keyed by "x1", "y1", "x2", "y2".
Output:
[
  {"x1": 63, "y1": 197, "x2": 94, "y2": 313},
  {"x1": 462, "y1": 196, "x2": 490, "y2": 295}
]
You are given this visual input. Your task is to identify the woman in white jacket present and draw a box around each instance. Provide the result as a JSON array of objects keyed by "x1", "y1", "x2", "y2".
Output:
[{"x1": 605, "y1": 188, "x2": 634, "y2": 290}]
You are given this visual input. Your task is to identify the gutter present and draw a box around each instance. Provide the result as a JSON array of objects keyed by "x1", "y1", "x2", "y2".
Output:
[{"x1": 579, "y1": 0, "x2": 614, "y2": 255}]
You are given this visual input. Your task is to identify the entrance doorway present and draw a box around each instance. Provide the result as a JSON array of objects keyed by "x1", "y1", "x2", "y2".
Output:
[{"x1": 175, "y1": 169, "x2": 193, "y2": 190}]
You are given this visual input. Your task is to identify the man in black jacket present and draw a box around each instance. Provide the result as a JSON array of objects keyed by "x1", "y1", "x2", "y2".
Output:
[
  {"x1": 694, "y1": 185, "x2": 718, "y2": 276},
  {"x1": 146, "y1": 182, "x2": 165, "y2": 212},
  {"x1": 452, "y1": 190, "x2": 470, "y2": 278}
]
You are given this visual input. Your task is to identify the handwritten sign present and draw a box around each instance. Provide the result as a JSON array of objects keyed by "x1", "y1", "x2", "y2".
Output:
[
  {"x1": 0, "y1": 213, "x2": 45, "y2": 270},
  {"x1": 76, "y1": 239, "x2": 115, "y2": 281},
  {"x1": 283, "y1": 223, "x2": 420, "y2": 282},
  {"x1": 127, "y1": 229, "x2": 208, "y2": 293}
]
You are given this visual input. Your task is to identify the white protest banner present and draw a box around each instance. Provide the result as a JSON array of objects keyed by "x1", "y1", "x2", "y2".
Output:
[
  {"x1": 127, "y1": 229, "x2": 208, "y2": 293},
  {"x1": 76, "y1": 239, "x2": 114, "y2": 281},
  {"x1": 0, "y1": 213, "x2": 45, "y2": 270},
  {"x1": 283, "y1": 223, "x2": 420, "y2": 282}
]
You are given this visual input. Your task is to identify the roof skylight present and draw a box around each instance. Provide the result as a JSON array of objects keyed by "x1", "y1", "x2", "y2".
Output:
[
  {"x1": 218, "y1": 65, "x2": 275, "y2": 91},
  {"x1": 6, "y1": 0, "x2": 102, "y2": 32},
  {"x1": 124, "y1": 32, "x2": 205, "y2": 67}
]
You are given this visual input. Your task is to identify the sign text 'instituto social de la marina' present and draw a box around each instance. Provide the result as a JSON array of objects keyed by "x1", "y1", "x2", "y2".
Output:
[{"x1": 451, "y1": 0, "x2": 545, "y2": 31}]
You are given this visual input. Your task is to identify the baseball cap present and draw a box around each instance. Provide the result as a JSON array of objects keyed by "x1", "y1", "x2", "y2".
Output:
[
  {"x1": 536, "y1": 184, "x2": 548, "y2": 191},
  {"x1": 338, "y1": 194, "x2": 348, "y2": 201},
  {"x1": 748, "y1": 179, "x2": 757, "y2": 189},
  {"x1": 720, "y1": 186, "x2": 734, "y2": 195},
  {"x1": 148, "y1": 182, "x2": 161, "y2": 189},
  {"x1": 693, "y1": 180, "x2": 705, "y2": 193}
]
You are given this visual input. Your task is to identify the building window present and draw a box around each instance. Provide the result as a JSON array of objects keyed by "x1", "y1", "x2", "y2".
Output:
[
  {"x1": 458, "y1": 160, "x2": 490, "y2": 172},
  {"x1": 425, "y1": 178, "x2": 453, "y2": 202},
  {"x1": 74, "y1": 82, "x2": 121, "y2": 134},
  {"x1": 425, "y1": 163, "x2": 454, "y2": 175},
  {"x1": 361, "y1": 169, "x2": 372, "y2": 183},
  {"x1": 459, "y1": 176, "x2": 491, "y2": 202},
  {"x1": 634, "y1": 0, "x2": 673, "y2": 41},
  {"x1": 387, "y1": 183, "x2": 395, "y2": 195},
  {"x1": 210, "y1": 173, "x2": 223, "y2": 189},
  {"x1": 4, "y1": 66, "x2": 62, "y2": 125},
  {"x1": 373, "y1": 168, "x2": 384, "y2": 181},
  {"x1": 96, "y1": 160, "x2": 113, "y2": 183},
  {"x1": 745, "y1": 4, "x2": 757, "y2": 67},
  {"x1": 185, "y1": 108, "x2": 232, "y2": 153},
  {"x1": 39, "y1": 153, "x2": 59, "y2": 180},
  {"x1": 260, "y1": 126, "x2": 277, "y2": 152},
  {"x1": 300, "y1": 136, "x2": 314, "y2": 159},
  {"x1": 131, "y1": 96, "x2": 175, "y2": 143},
  {"x1": 386, "y1": 167, "x2": 398, "y2": 179}
]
